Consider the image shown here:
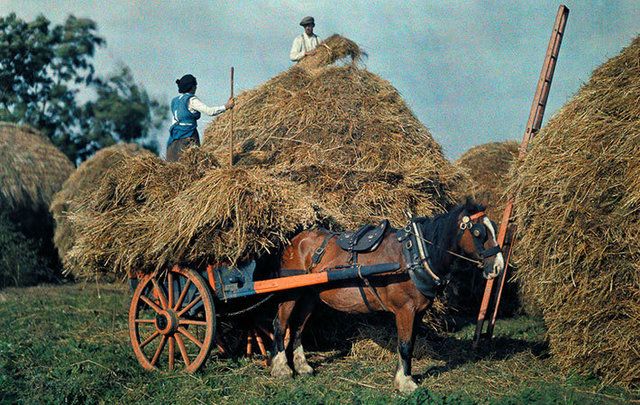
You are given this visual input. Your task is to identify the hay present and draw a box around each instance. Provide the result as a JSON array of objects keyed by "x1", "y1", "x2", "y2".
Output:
[
  {"x1": 69, "y1": 35, "x2": 465, "y2": 280},
  {"x1": 204, "y1": 35, "x2": 463, "y2": 229},
  {"x1": 509, "y1": 36, "x2": 640, "y2": 386},
  {"x1": 65, "y1": 151, "x2": 212, "y2": 279},
  {"x1": 297, "y1": 34, "x2": 363, "y2": 70},
  {"x1": 0, "y1": 122, "x2": 74, "y2": 283},
  {"x1": 0, "y1": 123, "x2": 74, "y2": 212},
  {"x1": 51, "y1": 143, "x2": 151, "y2": 266},
  {"x1": 147, "y1": 166, "x2": 317, "y2": 268},
  {"x1": 456, "y1": 141, "x2": 519, "y2": 222}
]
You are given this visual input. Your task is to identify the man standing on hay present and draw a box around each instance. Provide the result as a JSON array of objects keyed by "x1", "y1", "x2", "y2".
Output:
[
  {"x1": 166, "y1": 74, "x2": 235, "y2": 161},
  {"x1": 290, "y1": 16, "x2": 321, "y2": 62}
]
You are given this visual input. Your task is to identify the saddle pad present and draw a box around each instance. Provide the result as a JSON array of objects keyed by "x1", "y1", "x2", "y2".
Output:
[{"x1": 336, "y1": 220, "x2": 389, "y2": 252}]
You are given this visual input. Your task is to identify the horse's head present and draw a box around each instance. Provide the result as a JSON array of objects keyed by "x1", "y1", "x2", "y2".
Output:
[{"x1": 456, "y1": 199, "x2": 504, "y2": 280}]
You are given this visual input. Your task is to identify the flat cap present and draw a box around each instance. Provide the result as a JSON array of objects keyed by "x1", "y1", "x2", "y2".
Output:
[{"x1": 299, "y1": 16, "x2": 315, "y2": 27}]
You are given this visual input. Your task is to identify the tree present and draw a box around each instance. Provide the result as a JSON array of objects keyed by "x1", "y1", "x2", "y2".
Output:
[{"x1": 0, "y1": 13, "x2": 165, "y2": 162}]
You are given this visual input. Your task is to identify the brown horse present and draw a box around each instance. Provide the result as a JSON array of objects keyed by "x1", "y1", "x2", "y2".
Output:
[{"x1": 270, "y1": 199, "x2": 504, "y2": 393}]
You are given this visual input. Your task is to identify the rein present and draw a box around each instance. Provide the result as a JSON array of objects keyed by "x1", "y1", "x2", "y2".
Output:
[{"x1": 418, "y1": 236, "x2": 483, "y2": 267}]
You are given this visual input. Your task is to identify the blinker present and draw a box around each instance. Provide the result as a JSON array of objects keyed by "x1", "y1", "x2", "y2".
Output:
[{"x1": 460, "y1": 215, "x2": 471, "y2": 230}]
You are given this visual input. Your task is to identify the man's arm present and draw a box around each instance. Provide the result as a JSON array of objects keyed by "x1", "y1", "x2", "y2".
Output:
[
  {"x1": 290, "y1": 36, "x2": 305, "y2": 62},
  {"x1": 189, "y1": 96, "x2": 226, "y2": 116}
]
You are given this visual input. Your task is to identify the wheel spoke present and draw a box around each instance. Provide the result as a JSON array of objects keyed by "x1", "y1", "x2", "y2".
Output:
[
  {"x1": 135, "y1": 319, "x2": 155, "y2": 324},
  {"x1": 173, "y1": 279, "x2": 192, "y2": 311},
  {"x1": 177, "y1": 296, "x2": 202, "y2": 317},
  {"x1": 150, "y1": 335, "x2": 167, "y2": 366},
  {"x1": 175, "y1": 333, "x2": 190, "y2": 366},
  {"x1": 179, "y1": 319, "x2": 208, "y2": 326},
  {"x1": 178, "y1": 327, "x2": 203, "y2": 349},
  {"x1": 140, "y1": 330, "x2": 160, "y2": 349},
  {"x1": 140, "y1": 295, "x2": 163, "y2": 314},
  {"x1": 168, "y1": 336, "x2": 175, "y2": 371},
  {"x1": 152, "y1": 278, "x2": 168, "y2": 309},
  {"x1": 168, "y1": 272, "x2": 174, "y2": 309}
]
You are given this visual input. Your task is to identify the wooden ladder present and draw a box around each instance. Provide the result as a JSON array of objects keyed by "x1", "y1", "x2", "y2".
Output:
[{"x1": 473, "y1": 4, "x2": 570, "y2": 348}]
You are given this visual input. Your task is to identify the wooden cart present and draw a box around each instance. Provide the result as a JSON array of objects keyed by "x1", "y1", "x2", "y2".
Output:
[{"x1": 128, "y1": 259, "x2": 398, "y2": 372}]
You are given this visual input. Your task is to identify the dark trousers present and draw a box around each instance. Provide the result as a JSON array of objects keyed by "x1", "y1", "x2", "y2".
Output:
[{"x1": 166, "y1": 131, "x2": 200, "y2": 162}]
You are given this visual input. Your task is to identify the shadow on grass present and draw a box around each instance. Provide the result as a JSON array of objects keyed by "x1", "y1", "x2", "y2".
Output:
[{"x1": 301, "y1": 305, "x2": 548, "y2": 378}]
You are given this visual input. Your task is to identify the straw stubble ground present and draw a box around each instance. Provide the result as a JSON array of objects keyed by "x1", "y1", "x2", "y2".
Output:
[{"x1": 1, "y1": 283, "x2": 637, "y2": 404}]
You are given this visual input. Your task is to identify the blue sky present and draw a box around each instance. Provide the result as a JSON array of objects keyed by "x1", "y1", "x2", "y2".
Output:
[{"x1": 2, "y1": 1, "x2": 638, "y2": 159}]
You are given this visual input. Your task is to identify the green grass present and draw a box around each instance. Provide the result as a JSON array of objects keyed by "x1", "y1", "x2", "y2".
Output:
[{"x1": 0, "y1": 284, "x2": 638, "y2": 404}]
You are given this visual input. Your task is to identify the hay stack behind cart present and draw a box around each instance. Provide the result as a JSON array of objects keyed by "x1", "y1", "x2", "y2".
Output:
[
  {"x1": 51, "y1": 143, "x2": 151, "y2": 274},
  {"x1": 456, "y1": 141, "x2": 519, "y2": 222},
  {"x1": 0, "y1": 122, "x2": 74, "y2": 286},
  {"x1": 509, "y1": 36, "x2": 640, "y2": 386}
]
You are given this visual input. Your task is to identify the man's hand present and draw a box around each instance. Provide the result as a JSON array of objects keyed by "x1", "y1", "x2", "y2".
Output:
[
  {"x1": 225, "y1": 97, "x2": 235, "y2": 110},
  {"x1": 305, "y1": 49, "x2": 317, "y2": 57}
]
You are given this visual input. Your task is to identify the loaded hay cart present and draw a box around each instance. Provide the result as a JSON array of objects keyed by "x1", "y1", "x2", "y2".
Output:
[{"x1": 128, "y1": 226, "x2": 398, "y2": 372}]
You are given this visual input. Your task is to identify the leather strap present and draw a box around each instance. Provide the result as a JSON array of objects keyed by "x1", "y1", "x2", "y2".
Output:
[{"x1": 310, "y1": 233, "x2": 335, "y2": 270}]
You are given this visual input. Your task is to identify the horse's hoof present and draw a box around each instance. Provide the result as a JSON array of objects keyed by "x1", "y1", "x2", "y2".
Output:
[
  {"x1": 394, "y1": 372, "x2": 418, "y2": 394},
  {"x1": 270, "y1": 351, "x2": 294, "y2": 379},
  {"x1": 295, "y1": 363, "x2": 314, "y2": 376},
  {"x1": 293, "y1": 346, "x2": 314, "y2": 376},
  {"x1": 270, "y1": 364, "x2": 294, "y2": 378}
]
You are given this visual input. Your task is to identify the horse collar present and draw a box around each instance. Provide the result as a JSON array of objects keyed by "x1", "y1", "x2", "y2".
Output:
[{"x1": 396, "y1": 218, "x2": 444, "y2": 298}]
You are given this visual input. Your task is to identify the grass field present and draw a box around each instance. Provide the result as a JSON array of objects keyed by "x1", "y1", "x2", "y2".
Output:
[{"x1": 1, "y1": 284, "x2": 638, "y2": 404}]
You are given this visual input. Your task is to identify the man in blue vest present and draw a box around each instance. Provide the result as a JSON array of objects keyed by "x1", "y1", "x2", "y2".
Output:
[{"x1": 166, "y1": 74, "x2": 234, "y2": 161}]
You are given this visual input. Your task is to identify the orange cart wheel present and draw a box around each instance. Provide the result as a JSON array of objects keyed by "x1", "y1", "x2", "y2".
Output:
[{"x1": 129, "y1": 266, "x2": 216, "y2": 373}]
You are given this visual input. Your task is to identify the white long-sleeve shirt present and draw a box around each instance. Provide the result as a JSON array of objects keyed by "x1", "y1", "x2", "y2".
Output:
[
  {"x1": 290, "y1": 33, "x2": 321, "y2": 62},
  {"x1": 188, "y1": 96, "x2": 226, "y2": 116}
]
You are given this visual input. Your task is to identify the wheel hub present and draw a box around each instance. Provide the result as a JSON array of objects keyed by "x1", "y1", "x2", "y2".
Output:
[{"x1": 155, "y1": 310, "x2": 178, "y2": 335}]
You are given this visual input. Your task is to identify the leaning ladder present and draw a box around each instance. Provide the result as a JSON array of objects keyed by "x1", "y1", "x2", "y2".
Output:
[{"x1": 473, "y1": 4, "x2": 570, "y2": 348}]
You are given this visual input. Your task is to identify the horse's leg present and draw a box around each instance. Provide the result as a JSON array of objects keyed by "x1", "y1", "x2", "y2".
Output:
[
  {"x1": 393, "y1": 307, "x2": 419, "y2": 393},
  {"x1": 289, "y1": 294, "x2": 316, "y2": 376},
  {"x1": 270, "y1": 299, "x2": 295, "y2": 378}
]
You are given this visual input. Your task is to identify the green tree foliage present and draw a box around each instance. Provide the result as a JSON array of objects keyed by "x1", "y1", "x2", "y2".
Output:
[{"x1": 0, "y1": 13, "x2": 165, "y2": 162}]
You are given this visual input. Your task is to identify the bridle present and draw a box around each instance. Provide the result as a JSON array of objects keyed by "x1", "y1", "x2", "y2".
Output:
[
  {"x1": 457, "y1": 211, "x2": 503, "y2": 263},
  {"x1": 405, "y1": 210, "x2": 502, "y2": 277}
]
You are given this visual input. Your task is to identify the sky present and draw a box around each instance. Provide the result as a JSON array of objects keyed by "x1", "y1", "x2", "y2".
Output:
[{"x1": 2, "y1": 0, "x2": 638, "y2": 159}]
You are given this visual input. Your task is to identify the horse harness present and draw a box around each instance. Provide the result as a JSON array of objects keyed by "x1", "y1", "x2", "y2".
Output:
[{"x1": 309, "y1": 211, "x2": 502, "y2": 305}]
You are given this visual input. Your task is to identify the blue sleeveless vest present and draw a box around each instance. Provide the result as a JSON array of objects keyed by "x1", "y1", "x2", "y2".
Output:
[{"x1": 168, "y1": 93, "x2": 201, "y2": 146}]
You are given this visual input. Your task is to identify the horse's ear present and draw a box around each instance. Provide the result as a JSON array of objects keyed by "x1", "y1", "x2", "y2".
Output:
[
  {"x1": 463, "y1": 196, "x2": 485, "y2": 214},
  {"x1": 464, "y1": 196, "x2": 475, "y2": 211}
]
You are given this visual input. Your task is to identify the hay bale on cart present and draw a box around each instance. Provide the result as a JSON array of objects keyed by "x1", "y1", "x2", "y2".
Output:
[
  {"x1": 203, "y1": 34, "x2": 464, "y2": 229},
  {"x1": 509, "y1": 36, "x2": 640, "y2": 386},
  {"x1": 51, "y1": 143, "x2": 151, "y2": 274},
  {"x1": 0, "y1": 122, "x2": 74, "y2": 286}
]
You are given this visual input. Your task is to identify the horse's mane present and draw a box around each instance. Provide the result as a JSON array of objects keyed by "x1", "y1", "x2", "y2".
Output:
[{"x1": 416, "y1": 198, "x2": 485, "y2": 273}]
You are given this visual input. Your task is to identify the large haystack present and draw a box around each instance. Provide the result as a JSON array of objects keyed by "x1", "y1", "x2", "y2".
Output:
[
  {"x1": 456, "y1": 141, "x2": 519, "y2": 222},
  {"x1": 0, "y1": 123, "x2": 74, "y2": 285},
  {"x1": 51, "y1": 143, "x2": 151, "y2": 271},
  {"x1": 68, "y1": 35, "x2": 465, "y2": 280},
  {"x1": 0, "y1": 123, "x2": 74, "y2": 212},
  {"x1": 204, "y1": 34, "x2": 463, "y2": 228},
  {"x1": 509, "y1": 36, "x2": 640, "y2": 386}
]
